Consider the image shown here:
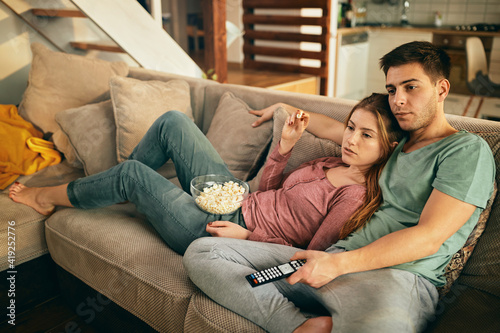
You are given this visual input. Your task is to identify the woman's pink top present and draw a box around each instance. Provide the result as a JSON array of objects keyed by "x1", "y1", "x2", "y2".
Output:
[{"x1": 242, "y1": 143, "x2": 366, "y2": 251}]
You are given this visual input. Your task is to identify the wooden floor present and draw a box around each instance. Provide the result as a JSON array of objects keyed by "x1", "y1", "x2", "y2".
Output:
[
  {"x1": 0, "y1": 296, "x2": 97, "y2": 333},
  {"x1": 227, "y1": 63, "x2": 319, "y2": 94},
  {"x1": 190, "y1": 50, "x2": 319, "y2": 95}
]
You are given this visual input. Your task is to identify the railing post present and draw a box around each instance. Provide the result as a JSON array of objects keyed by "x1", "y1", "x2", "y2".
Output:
[{"x1": 202, "y1": 0, "x2": 228, "y2": 83}]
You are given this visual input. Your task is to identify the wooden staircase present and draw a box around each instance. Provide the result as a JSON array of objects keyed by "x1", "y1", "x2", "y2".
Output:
[
  {"x1": 3, "y1": 0, "x2": 320, "y2": 94},
  {"x1": 2, "y1": 0, "x2": 203, "y2": 78},
  {"x1": 30, "y1": 8, "x2": 124, "y2": 53},
  {"x1": 242, "y1": 0, "x2": 332, "y2": 95}
]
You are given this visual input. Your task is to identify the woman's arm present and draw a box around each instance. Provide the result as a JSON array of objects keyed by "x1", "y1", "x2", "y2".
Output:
[
  {"x1": 287, "y1": 189, "x2": 477, "y2": 288},
  {"x1": 206, "y1": 221, "x2": 293, "y2": 246},
  {"x1": 258, "y1": 113, "x2": 308, "y2": 191},
  {"x1": 249, "y1": 103, "x2": 345, "y2": 145}
]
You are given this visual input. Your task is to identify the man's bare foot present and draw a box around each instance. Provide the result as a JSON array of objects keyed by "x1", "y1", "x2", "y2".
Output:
[
  {"x1": 294, "y1": 316, "x2": 332, "y2": 333},
  {"x1": 9, "y1": 182, "x2": 55, "y2": 216}
]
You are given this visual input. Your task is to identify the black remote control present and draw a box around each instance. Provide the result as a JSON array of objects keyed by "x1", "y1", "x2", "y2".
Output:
[{"x1": 246, "y1": 259, "x2": 306, "y2": 287}]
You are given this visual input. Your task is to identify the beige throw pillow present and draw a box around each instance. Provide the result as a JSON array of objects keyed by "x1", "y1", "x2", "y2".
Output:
[
  {"x1": 248, "y1": 106, "x2": 342, "y2": 191},
  {"x1": 110, "y1": 77, "x2": 193, "y2": 162},
  {"x1": 52, "y1": 130, "x2": 84, "y2": 169},
  {"x1": 55, "y1": 101, "x2": 117, "y2": 176},
  {"x1": 18, "y1": 42, "x2": 129, "y2": 136},
  {"x1": 206, "y1": 91, "x2": 273, "y2": 181}
]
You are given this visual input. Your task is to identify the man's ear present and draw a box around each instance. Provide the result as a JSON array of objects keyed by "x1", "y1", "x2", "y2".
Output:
[
  {"x1": 391, "y1": 141, "x2": 398, "y2": 149},
  {"x1": 437, "y1": 79, "x2": 450, "y2": 102}
]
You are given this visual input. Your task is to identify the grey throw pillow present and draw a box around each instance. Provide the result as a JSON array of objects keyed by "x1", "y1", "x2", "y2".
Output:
[
  {"x1": 55, "y1": 100, "x2": 117, "y2": 175},
  {"x1": 206, "y1": 91, "x2": 273, "y2": 181}
]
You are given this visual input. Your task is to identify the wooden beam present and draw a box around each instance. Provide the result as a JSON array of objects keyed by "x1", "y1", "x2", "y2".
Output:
[
  {"x1": 31, "y1": 8, "x2": 86, "y2": 18},
  {"x1": 244, "y1": 59, "x2": 326, "y2": 77},
  {"x1": 243, "y1": 14, "x2": 327, "y2": 26},
  {"x1": 244, "y1": 31, "x2": 326, "y2": 44},
  {"x1": 244, "y1": 44, "x2": 327, "y2": 61},
  {"x1": 319, "y1": 0, "x2": 331, "y2": 95},
  {"x1": 202, "y1": 0, "x2": 227, "y2": 83},
  {"x1": 70, "y1": 41, "x2": 124, "y2": 53},
  {"x1": 243, "y1": 0, "x2": 328, "y2": 9}
]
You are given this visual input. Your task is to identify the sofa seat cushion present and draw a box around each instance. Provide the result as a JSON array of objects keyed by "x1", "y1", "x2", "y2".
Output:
[
  {"x1": 1, "y1": 162, "x2": 84, "y2": 270},
  {"x1": 184, "y1": 292, "x2": 265, "y2": 333},
  {"x1": 45, "y1": 204, "x2": 198, "y2": 332},
  {"x1": 1, "y1": 193, "x2": 48, "y2": 271}
]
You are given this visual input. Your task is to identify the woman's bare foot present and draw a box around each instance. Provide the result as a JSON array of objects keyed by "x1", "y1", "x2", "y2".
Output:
[
  {"x1": 294, "y1": 316, "x2": 332, "y2": 333},
  {"x1": 9, "y1": 182, "x2": 56, "y2": 216}
]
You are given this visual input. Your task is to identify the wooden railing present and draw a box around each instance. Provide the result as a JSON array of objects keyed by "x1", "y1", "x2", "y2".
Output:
[
  {"x1": 242, "y1": 0, "x2": 331, "y2": 95},
  {"x1": 202, "y1": 0, "x2": 227, "y2": 83}
]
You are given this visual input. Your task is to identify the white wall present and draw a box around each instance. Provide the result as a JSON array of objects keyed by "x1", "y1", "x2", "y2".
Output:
[
  {"x1": 227, "y1": 0, "x2": 243, "y2": 63},
  {"x1": 0, "y1": 2, "x2": 52, "y2": 105}
]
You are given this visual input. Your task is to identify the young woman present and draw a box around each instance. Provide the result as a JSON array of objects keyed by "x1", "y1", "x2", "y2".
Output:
[{"x1": 9, "y1": 93, "x2": 404, "y2": 254}]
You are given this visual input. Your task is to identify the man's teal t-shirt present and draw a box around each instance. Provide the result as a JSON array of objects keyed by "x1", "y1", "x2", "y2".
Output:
[{"x1": 335, "y1": 130, "x2": 495, "y2": 286}]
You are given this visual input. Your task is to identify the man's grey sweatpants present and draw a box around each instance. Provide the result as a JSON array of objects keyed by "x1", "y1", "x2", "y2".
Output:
[{"x1": 183, "y1": 237, "x2": 439, "y2": 333}]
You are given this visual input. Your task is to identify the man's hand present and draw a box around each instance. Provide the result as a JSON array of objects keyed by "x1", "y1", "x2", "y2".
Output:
[
  {"x1": 206, "y1": 221, "x2": 252, "y2": 240},
  {"x1": 286, "y1": 251, "x2": 343, "y2": 288}
]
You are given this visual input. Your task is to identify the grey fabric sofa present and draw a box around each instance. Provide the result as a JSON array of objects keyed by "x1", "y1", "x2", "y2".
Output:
[{"x1": 2, "y1": 45, "x2": 500, "y2": 332}]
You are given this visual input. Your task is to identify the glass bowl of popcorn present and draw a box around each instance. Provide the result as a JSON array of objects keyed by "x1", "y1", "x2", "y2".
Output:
[{"x1": 190, "y1": 175, "x2": 249, "y2": 215}]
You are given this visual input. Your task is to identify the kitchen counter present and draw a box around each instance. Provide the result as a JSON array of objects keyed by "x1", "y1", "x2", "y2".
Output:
[{"x1": 337, "y1": 25, "x2": 500, "y2": 37}]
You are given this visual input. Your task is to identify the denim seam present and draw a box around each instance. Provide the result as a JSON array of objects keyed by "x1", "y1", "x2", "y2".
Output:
[
  {"x1": 163, "y1": 134, "x2": 195, "y2": 178},
  {"x1": 120, "y1": 171, "x2": 200, "y2": 240}
]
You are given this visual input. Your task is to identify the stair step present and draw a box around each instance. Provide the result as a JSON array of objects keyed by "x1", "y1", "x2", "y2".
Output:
[
  {"x1": 31, "y1": 8, "x2": 86, "y2": 18},
  {"x1": 70, "y1": 41, "x2": 124, "y2": 53}
]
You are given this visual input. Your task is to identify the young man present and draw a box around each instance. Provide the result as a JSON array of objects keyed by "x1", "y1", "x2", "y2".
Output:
[{"x1": 183, "y1": 42, "x2": 495, "y2": 332}]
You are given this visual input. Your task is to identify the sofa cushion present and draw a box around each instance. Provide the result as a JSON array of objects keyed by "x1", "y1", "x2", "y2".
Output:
[
  {"x1": 184, "y1": 292, "x2": 265, "y2": 332},
  {"x1": 0, "y1": 193, "x2": 48, "y2": 271},
  {"x1": 127, "y1": 67, "x2": 219, "y2": 131},
  {"x1": 438, "y1": 182, "x2": 497, "y2": 297},
  {"x1": 110, "y1": 77, "x2": 193, "y2": 163},
  {"x1": 206, "y1": 91, "x2": 273, "y2": 181},
  {"x1": 55, "y1": 100, "x2": 117, "y2": 176},
  {"x1": 0, "y1": 162, "x2": 84, "y2": 269},
  {"x1": 248, "y1": 106, "x2": 342, "y2": 191},
  {"x1": 45, "y1": 204, "x2": 198, "y2": 332},
  {"x1": 51, "y1": 130, "x2": 84, "y2": 169},
  {"x1": 18, "y1": 42, "x2": 129, "y2": 136},
  {"x1": 452, "y1": 130, "x2": 500, "y2": 299}
]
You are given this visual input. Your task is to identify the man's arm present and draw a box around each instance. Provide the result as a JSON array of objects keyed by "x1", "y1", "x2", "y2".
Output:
[
  {"x1": 249, "y1": 103, "x2": 345, "y2": 145},
  {"x1": 287, "y1": 189, "x2": 477, "y2": 288}
]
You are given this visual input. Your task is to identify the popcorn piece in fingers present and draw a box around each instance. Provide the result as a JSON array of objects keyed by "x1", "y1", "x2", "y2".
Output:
[{"x1": 296, "y1": 110, "x2": 305, "y2": 119}]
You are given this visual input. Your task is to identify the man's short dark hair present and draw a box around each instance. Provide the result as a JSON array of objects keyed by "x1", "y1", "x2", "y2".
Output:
[{"x1": 379, "y1": 41, "x2": 451, "y2": 82}]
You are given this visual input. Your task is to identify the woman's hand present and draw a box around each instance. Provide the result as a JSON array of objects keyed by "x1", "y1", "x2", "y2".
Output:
[
  {"x1": 286, "y1": 250, "x2": 343, "y2": 288},
  {"x1": 206, "y1": 221, "x2": 252, "y2": 240},
  {"x1": 279, "y1": 110, "x2": 310, "y2": 155},
  {"x1": 249, "y1": 103, "x2": 282, "y2": 127}
]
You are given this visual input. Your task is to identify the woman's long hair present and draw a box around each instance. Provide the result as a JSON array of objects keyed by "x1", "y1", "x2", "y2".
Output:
[{"x1": 338, "y1": 93, "x2": 406, "y2": 239}]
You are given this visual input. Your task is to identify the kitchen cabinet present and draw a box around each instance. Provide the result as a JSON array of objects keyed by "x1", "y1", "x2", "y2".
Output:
[{"x1": 366, "y1": 30, "x2": 433, "y2": 94}]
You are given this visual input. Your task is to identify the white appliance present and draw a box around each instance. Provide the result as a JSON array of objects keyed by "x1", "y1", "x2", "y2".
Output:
[{"x1": 335, "y1": 31, "x2": 369, "y2": 100}]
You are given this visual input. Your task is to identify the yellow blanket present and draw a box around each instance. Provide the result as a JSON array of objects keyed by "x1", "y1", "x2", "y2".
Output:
[{"x1": 0, "y1": 104, "x2": 61, "y2": 189}]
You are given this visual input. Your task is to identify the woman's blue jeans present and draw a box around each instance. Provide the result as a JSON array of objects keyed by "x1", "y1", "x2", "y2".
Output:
[{"x1": 67, "y1": 111, "x2": 246, "y2": 254}]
